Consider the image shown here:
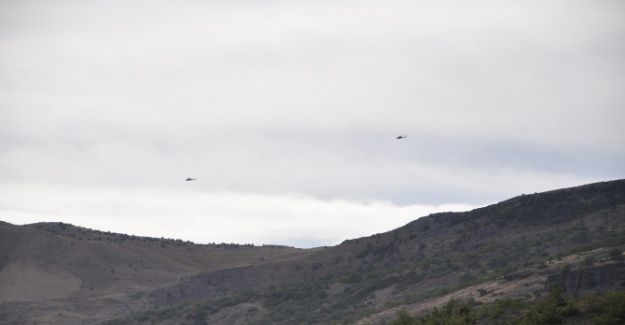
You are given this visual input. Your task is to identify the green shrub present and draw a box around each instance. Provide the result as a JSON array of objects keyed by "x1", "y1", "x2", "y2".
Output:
[{"x1": 608, "y1": 248, "x2": 623, "y2": 261}]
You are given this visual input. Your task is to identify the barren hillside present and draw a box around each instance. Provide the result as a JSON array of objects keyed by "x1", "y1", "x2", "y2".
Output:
[
  {"x1": 1, "y1": 179, "x2": 624, "y2": 324},
  {"x1": 0, "y1": 223, "x2": 315, "y2": 324}
]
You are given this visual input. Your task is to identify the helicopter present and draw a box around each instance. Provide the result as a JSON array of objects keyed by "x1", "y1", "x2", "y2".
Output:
[
  {"x1": 185, "y1": 178, "x2": 197, "y2": 181},
  {"x1": 396, "y1": 135, "x2": 407, "y2": 139}
]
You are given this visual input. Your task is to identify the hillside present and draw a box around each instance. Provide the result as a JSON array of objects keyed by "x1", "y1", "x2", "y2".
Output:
[
  {"x1": 1, "y1": 179, "x2": 624, "y2": 324},
  {"x1": 0, "y1": 223, "x2": 315, "y2": 324}
]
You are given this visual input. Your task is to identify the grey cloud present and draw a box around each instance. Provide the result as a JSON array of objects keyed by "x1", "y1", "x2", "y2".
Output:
[{"x1": 1, "y1": 0, "x2": 624, "y2": 245}]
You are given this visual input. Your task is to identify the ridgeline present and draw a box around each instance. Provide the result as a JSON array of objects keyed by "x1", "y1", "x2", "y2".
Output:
[{"x1": 1, "y1": 179, "x2": 624, "y2": 324}]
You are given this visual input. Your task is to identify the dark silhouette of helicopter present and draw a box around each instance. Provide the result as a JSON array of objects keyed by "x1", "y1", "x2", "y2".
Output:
[
  {"x1": 396, "y1": 135, "x2": 407, "y2": 139},
  {"x1": 185, "y1": 178, "x2": 197, "y2": 181}
]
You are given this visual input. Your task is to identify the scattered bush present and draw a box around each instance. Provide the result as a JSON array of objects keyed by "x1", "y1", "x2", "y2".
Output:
[{"x1": 608, "y1": 248, "x2": 623, "y2": 261}]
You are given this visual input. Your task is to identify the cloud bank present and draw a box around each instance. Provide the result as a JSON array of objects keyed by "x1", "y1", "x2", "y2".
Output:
[
  {"x1": 0, "y1": 184, "x2": 475, "y2": 248},
  {"x1": 1, "y1": 0, "x2": 624, "y2": 246}
]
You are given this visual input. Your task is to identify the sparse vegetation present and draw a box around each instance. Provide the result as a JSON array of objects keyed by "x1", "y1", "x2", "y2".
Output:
[
  {"x1": 609, "y1": 248, "x2": 623, "y2": 261},
  {"x1": 2, "y1": 179, "x2": 625, "y2": 325},
  {"x1": 388, "y1": 289, "x2": 625, "y2": 325}
]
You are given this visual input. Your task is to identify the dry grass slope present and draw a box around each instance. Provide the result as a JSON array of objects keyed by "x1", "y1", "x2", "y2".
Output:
[{"x1": 1, "y1": 179, "x2": 624, "y2": 324}]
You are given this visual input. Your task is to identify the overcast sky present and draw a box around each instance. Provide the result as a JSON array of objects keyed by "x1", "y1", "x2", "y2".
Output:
[{"x1": 1, "y1": 0, "x2": 624, "y2": 248}]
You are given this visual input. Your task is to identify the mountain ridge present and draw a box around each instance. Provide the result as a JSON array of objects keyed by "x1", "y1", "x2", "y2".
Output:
[{"x1": 1, "y1": 179, "x2": 624, "y2": 324}]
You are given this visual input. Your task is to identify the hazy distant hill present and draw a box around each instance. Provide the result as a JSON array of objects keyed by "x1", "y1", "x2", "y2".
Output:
[{"x1": 1, "y1": 179, "x2": 624, "y2": 324}]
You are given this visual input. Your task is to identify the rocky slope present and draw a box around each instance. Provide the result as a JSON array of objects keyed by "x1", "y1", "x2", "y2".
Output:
[{"x1": 1, "y1": 179, "x2": 624, "y2": 324}]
